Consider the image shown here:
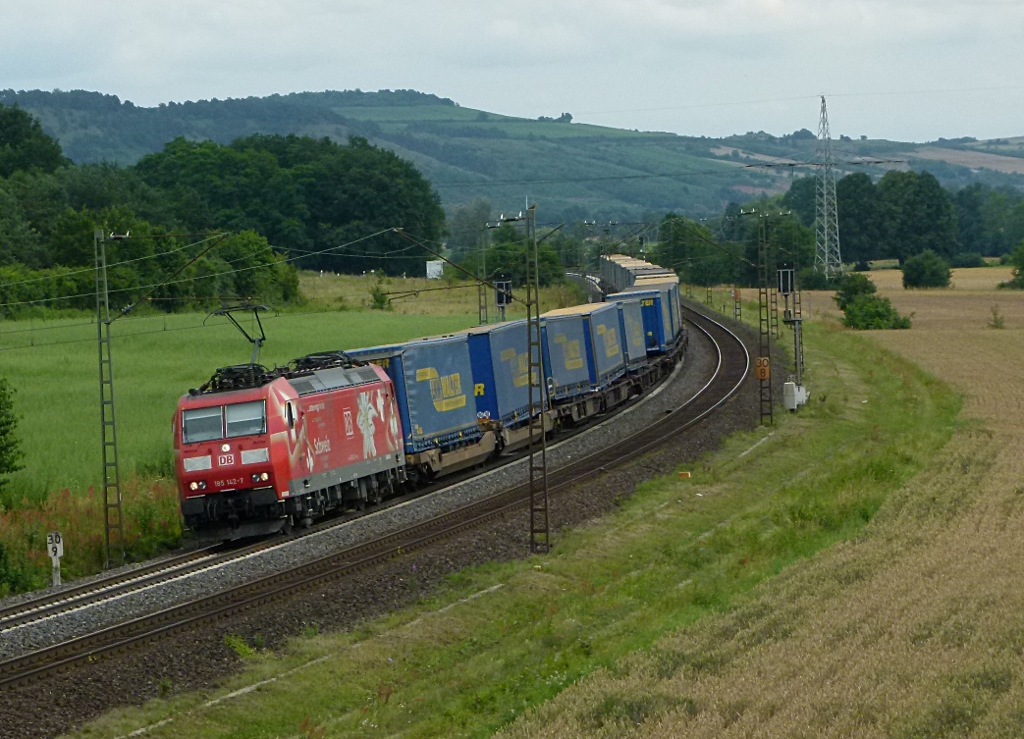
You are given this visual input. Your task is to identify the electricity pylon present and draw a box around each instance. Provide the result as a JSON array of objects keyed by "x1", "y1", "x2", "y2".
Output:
[{"x1": 813, "y1": 95, "x2": 843, "y2": 278}]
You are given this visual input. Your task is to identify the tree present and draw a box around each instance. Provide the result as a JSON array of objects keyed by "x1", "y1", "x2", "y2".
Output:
[
  {"x1": 737, "y1": 215, "x2": 814, "y2": 287},
  {"x1": 0, "y1": 105, "x2": 68, "y2": 177},
  {"x1": 836, "y1": 173, "x2": 885, "y2": 268},
  {"x1": 902, "y1": 249, "x2": 951, "y2": 288},
  {"x1": 781, "y1": 176, "x2": 816, "y2": 227},
  {"x1": 0, "y1": 185, "x2": 44, "y2": 267},
  {"x1": 657, "y1": 215, "x2": 736, "y2": 286},
  {"x1": 481, "y1": 223, "x2": 563, "y2": 287},
  {"x1": 446, "y1": 199, "x2": 491, "y2": 262},
  {"x1": 0, "y1": 377, "x2": 23, "y2": 491},
  {"x1": 953, "y1": 183, "x2": 989, "y2": 255},
  {"x1": 134, "y1": 134, "x2": 447, "y2": 276},
  {"x1": 842, "y1": 294, "x2": 911, "y2": 329},
  {"x1": 997, "y1": 240, "x2": 1024, "y2": 289},
  {"x1": 833, "y1": 272, "x2": 877, "y2": 310},
  {"x1": 877, "y1": 170, "x2": 959, "y2": 263}
]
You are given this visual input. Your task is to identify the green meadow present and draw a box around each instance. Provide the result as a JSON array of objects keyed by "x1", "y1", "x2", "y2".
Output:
[{"x1": 0, "y1": 309, "x2": 478, "y2": 503}]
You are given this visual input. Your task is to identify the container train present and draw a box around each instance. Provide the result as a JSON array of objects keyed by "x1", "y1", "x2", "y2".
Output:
[{"x1": 174, "y1": 257, "x2": 685, "y2": 540}]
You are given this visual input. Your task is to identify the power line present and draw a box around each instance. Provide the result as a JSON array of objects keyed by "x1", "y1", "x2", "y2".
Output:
[
  {"x1": 432, "y1": 157, "x2": 903, "y2": 189},
  {"x1": 0, "y1": 229, "x2": 395, "y2": 310},
  {"x1": 0, "y1": 232, "x2": 227, "y2": 292}
]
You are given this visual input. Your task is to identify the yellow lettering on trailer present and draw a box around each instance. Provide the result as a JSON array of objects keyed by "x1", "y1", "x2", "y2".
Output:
[
  {"x1": 474, "y1": 383, "x2": 485, "y2": 397},
  {"x1": 564, "y1": 339, "x2": 584, "y2": 371},
  {"x1": 417, "y1": 368, "x2": 467, "y2": 412},
  {"x1": 604, "y1": 327, "x2": 620, "y2": 358},
  {"x1": 512, "y1": 351, "x2": 531, "y2": 388}
]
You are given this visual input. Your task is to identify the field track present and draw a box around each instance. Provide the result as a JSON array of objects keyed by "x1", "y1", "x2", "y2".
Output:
[{"x1": 0, "y1": 305, "x2": 748, "y2": 692}]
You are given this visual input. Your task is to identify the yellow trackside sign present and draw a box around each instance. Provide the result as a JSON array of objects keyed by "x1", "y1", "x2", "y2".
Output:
[
  {"x1": 416, "y1": 367, "x2": 467, "y2": 411},
  {"x1": 755, "y1": 357, "x2": 770, "y2": 380}
]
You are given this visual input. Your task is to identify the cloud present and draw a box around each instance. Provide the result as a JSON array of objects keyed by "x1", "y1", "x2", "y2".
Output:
[{"x1": 0, "y1": 0, "x2": 1021, "y2": 140}]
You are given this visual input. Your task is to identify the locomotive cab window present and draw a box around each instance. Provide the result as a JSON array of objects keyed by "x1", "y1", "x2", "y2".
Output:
[
  {"x1": 225, "y1": 401, "x2": 266, "y2": 438},
  {"x1": 182, "y1": 406, "x2": 223, "y2": 444}
]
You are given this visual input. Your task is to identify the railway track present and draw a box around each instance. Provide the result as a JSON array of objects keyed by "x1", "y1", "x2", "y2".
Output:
[
  {"x1": 0, "y1": 306, "x2": 748, "y2": 690},
  {"x1": 0, "y1": 353, "x2": 674, "y2": 639}
]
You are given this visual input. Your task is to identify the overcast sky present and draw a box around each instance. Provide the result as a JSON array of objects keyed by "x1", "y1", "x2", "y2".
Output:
[{"x1": 2, "y1": 0, "x2": 1022, "y2": 142}]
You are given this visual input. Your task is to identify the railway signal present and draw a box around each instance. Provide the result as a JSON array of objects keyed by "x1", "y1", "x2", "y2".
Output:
[
  {"x1": 777, "y1": 267, "x2": 808, "y2": 411},
  {"x1": 494, "y1": 277, "x2": 512, "y2": 323}
]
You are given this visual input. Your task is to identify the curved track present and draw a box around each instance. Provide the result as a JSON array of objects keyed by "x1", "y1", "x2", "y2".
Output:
[{"x1": 0, "y1": 306, "x2": 748, "y2": 690}]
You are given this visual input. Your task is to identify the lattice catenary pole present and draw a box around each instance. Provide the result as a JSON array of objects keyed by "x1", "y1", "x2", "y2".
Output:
[
  {"x1": 524, "y1": 206, "x2": 550, "y2": 553},
  {"x1": 757, "y1": 218, "x2": 774, "y2": 426},
  {"x1": 95, "y1": 230, "x2": 124, "y2": 568}
]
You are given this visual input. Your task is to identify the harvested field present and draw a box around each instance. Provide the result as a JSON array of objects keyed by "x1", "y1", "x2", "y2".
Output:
[
  {"x1": 911, "y1": 146, "x2": 1024, "y2": 174},
  {"x1": 497, "y1": 277, "x2": 1024, "y2": 738}
]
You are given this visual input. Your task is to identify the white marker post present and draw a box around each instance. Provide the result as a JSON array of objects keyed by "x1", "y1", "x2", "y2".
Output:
[{"x1": 47, "y1": 531, "x2": 64, "y2": 589}]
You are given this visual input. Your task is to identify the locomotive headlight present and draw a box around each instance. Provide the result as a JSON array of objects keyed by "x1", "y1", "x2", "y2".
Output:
[
  {"x1": 260, "y1": 472, "x2": 269, "y2": 481},
  {"x1": 189, "y1": 481, "x2": 199, "y2": 491},
  {"x1": 221, "y1": 443, "x2": 231, "y2": 453}
]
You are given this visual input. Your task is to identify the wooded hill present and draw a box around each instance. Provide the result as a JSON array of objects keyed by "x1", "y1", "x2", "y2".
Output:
[{"x1": 6, "y1": 88, "x2": 1023, "y2": 223}]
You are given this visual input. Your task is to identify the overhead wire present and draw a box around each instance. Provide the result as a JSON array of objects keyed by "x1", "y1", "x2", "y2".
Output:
[
  {"x1": 0, "y1": 229, "x2": 395, "y2": 310},
  {"x1": 431, "y1": 157, "x2": 902, "y2": 189},
  {"x1": 0, "y1": 232, "x2": 228, "y2": 292}
]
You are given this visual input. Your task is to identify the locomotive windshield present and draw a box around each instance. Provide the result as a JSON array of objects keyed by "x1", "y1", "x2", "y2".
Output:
[
  {"x1": 225, "y1": 401, "x2": 266, "y2": 438},
  {"x1": 182, "y1": 401, "x2": 266, "y2": 444}
]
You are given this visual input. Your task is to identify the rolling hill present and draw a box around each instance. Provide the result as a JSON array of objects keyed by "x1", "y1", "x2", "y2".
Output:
[{"x1": 3, "y1": 88, "x2": 1022, "y2": 222}]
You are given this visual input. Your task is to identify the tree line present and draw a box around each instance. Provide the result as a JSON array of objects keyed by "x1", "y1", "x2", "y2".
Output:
[
  {"x1": 652, "y1": 169, "x2": 1024, "y2": 289},
  {"x1": 0, "y1": 104, "x2": 446, "y2": 317},
  {"x1": 782, "y1": 171, "x2": 1024, "y2": 267}
]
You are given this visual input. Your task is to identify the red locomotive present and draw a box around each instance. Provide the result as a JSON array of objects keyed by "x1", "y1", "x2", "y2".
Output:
[{"x1": 174, "y1": 354, "x2": 405, "y2": 540}]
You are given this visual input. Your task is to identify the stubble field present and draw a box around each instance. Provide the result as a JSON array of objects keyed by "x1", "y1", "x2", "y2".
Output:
[{"x1": 498, "y1": 267, "x2": 1024, "y2": 738}]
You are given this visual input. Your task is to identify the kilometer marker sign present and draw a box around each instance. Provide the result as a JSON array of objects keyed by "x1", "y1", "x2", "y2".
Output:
[{"x1": 47, "y1": 531, "x2": 63, "y2": 588}]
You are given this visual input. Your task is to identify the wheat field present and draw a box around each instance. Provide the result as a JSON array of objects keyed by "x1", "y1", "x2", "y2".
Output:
[{"x1": 499, "y1": 269, "x2": 1024, "y2": 738}]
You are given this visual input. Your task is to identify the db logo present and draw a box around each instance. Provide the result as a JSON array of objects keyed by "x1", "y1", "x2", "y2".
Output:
[
  {"x1": 755, "y1": 357, "x2": 771, "y2": 380},
  {"x1": 218, "y1": 454, "x2": 235, "y2": 466}
]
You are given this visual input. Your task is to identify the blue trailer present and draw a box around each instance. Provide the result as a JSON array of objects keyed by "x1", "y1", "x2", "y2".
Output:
[
  {"x1": 540, "y1": 312, "x2": 592, "y2": 402},
  {"x1": 606, "y1": 287, "x2": 671, "y2": 353},
  {"x1": 543, "y1": 303, "x2": 626, "y2": 389},
  {"x1": 348, "y1": 335, "x2": 480, "y2": 454},
  {"x1": 465, "y1": 320, "x2": 534, "y2": 428},
  {"x1": 609, "y1": 297, "x2": 648, "y2": 369},
  {"x1": 629, "y1": 278, "x2": 681, "y2": 345}
]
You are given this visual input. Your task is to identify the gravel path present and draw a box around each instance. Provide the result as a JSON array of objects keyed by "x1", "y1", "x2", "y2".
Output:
[{"x1": 1, "y1": 306, "x2": 765, "y2": 739}]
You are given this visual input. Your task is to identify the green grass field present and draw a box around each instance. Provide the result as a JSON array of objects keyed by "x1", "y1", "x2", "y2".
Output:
[{"x1": 0, "y1": 309, "x2": 478, "y2": 503}]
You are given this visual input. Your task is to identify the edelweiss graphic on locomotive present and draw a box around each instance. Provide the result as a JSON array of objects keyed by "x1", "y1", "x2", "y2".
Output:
[{"x1": 174, "y1": 355, "x2": 405, "y2": 540}]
